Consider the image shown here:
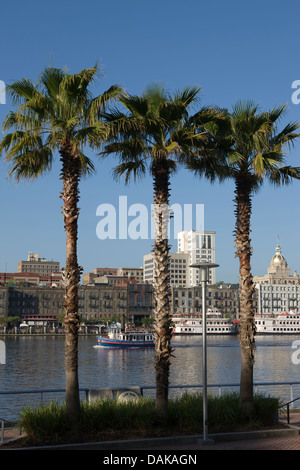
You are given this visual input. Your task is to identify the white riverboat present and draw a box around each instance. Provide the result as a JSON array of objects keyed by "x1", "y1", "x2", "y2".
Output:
[
  {"x1": 172, "y1": 309, "x2": 237, "y2": 335},
  {"x1": 255, "y1": 310, "x2": 300, "y2": 334}
]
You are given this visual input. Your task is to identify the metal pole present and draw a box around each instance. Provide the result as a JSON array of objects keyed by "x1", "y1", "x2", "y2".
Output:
[
  {"x1": 201, "y1": 268, "x2": 208, "y2": 441},
  {"x1": 190, "y1": 262, "x2": 218, "y2": 445}
]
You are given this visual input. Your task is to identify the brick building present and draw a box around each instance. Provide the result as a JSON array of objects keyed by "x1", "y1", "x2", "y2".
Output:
[{"x1": 0, "y1": 277, "x2": 153, "y2": 326}]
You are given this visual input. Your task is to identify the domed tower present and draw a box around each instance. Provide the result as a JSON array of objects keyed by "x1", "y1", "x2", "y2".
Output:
[
  {"x1": 267, "y1": 243, "x2": 290, "y2": 279},
  {"x1": 268, "y1": 244, "x2": 288, "y2": 271},
  {"x1": 253, "y1": 238, "x2": 300, "y2": 286}
]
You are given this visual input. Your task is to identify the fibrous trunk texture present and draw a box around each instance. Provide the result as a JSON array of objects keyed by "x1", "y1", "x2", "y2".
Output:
[
  {"x1": 234, "y1": 173, "x2": 256, "y2": 411},
  {"x1": 152, "y1": 160, "x2": 173, "y2": 417},
  {"x1": 60, "y1": 139, "x2": 82, "y2": 423}
]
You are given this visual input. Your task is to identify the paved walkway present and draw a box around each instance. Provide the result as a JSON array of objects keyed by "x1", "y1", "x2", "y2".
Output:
[
  {"x1": 142, "y1": 413, "x2": 300, "y2": 450},
  {"x1": 139, "y1": 413, "x2": 300, "y2": 450}
]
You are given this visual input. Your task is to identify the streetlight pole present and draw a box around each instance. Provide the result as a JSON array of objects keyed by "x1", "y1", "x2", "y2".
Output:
[{"x1": 190, "y1": 262, "x2": 219, "y2": 444}]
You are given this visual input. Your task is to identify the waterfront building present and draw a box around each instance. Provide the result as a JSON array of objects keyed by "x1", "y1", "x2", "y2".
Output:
[
  {"x1": 18, "y1": 252, "x2": 60, "y2": 276},
  {"x1": 172, "y1": 284, "x2": 239, "y2": 318},
  {"x1": 143, "y1": 252, "x2": 190, "y2": 286},
  {"x1": 0, "y1": 286, "x2": 8, "y2": 320},
  {"x1": 256, "y1": 283, "x2": 300, "y2": 315},
  {"x1": 78, "y1": 283, "x2": 128, "y2": 322},
  {"x1": 254, "y1": 242, "x2": 300, "y2": 315},
  {"x1": 0, "y1": 277, "x2": 152, "y2": 327},
  {"x1": 177, "y1": 230, "x2": 216, "y2": 285},
  {"x1": 90, "y1": 275, "x2": 153, "y2": 325},
  {"x1": 253, "y1": 243, "x2": 300, "y2": 285},
  {"x1": 0, "y1": 285, "x2": 65, "y2": 325}
]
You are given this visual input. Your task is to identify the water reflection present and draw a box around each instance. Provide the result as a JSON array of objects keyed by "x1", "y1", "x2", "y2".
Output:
[{"x1": 1, "y1": 334, "x2": 300, "y2": 420}]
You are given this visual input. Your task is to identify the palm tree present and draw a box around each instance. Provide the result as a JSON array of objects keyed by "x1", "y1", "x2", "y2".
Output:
[
  {"x1": 189, "y1": 100, "x2": 300, "y2": 411},
  {"x1": 100, "y1": 83, "x2": 218, "y2": 416},
  {"x1": 0, "y1": 65, "x2": 121, "y2": 423}
]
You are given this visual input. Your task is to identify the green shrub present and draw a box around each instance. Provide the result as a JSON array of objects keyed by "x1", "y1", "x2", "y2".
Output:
[{"x1": 18, "y1": 392, "x2": 281, "y2": 444}]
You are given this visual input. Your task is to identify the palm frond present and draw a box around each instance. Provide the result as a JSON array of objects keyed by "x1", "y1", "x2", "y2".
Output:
[
  {"x1": 268, "y1": 165, "x2": 300, "y2": 186},
  {"x1": 78, "y1": 152, "x2": 96, "y2": 176},
  {"x1": 87, "y1": 85, "x2": 122, "y2": 122},
  {"x1": 113, "y1": 159, "x2": 147, "y2": 184},
  {"x1": 6, "y1": 140, "x2": 53, "y2": 181},
  {"x1": 172, "y1": 86, "x2": 201, "y2": 108},
  {"x1": 38, "y1": 67, "x2": 66, "y2": 102},
  {"x1": 101, "y1": 138, "x2": 148, "y2": 161},
  {"x1": 6, "y1": 79, "x2": 36, "y2": 105},
  {"x1": 1, "y1": 65, "x2": 121, "y2": 180},
  {"x1": 120, "y1": 95, "x2": 149, "y2": 118}
]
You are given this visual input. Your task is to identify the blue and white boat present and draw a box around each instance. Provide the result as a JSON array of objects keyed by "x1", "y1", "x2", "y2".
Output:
[{"x1": 94, "y1": 327, "x2": 155, "y2": 348}]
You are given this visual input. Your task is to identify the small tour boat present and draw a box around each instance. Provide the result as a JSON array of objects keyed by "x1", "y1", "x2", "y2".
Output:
[{"x1": 94, "y1": 327, "x2": 155, "y2": 348}]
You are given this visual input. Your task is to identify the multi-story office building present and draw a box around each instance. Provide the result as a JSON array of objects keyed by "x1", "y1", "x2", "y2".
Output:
[
  {"x1": 143, "y1": 252, "x2": 190, "y2": 287},
  {"x1": 18, "y1": 252, "x2": 60, "y2": 276},
  {"x1": 177, "y1": 230, "x2": 216, "y2": 285}
]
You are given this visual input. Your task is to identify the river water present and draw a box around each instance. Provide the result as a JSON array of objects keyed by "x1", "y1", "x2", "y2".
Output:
[{"x1": 1, "y1": 334, "x2": 300, "y2": 421}]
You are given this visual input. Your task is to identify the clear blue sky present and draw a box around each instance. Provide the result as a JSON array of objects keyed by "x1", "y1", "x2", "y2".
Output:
[{"x1": 0, "y1": 0, "x2": 299, "y2": 283}]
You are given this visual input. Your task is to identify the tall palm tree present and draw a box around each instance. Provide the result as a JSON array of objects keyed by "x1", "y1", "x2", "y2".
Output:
[
  {"x1": 189, "y1": 100, "x2": 300, "y2": 411},
  {"x1": 100, "y1": 83, "x2": 216, "y2": 416},
  {"x1": 0, "y1": 65, "x2": 121, "y2": 423}
]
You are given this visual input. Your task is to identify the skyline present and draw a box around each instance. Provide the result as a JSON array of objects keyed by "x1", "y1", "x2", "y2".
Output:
[{"x1": 0, "y1": 0, "x2": 299, "y2": 283}]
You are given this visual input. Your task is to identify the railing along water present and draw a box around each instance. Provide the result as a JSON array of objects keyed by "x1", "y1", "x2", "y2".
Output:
[{"x1": 1, "y1": 380, "x2": 300, "y2": 403}]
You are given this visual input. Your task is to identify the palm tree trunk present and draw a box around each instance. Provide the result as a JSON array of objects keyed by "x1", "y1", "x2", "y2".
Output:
[
  {"x1": 234, "y1": 173, "x2": 256, "y2": 411},
  {"x1": 60, "y1": 140, "x2": 82, "y2": 424},
  {"x1": 152, "y1": 161, "x2": 173, "y2": 417}
]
